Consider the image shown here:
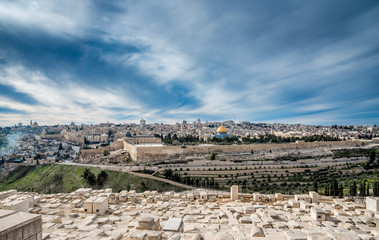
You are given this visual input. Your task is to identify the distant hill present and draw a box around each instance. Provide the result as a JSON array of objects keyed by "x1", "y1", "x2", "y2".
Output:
[{"x1": 0, "y1": 164, "x2": 184, "y2": 193}]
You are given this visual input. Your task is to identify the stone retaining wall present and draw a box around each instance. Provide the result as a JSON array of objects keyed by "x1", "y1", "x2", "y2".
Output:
[
  {"x1": 81, "y1": 140, "x2": 124, "y2": 158},
  {"x1": 124, "y1": 140, "x2": 366, "y2": 163}
]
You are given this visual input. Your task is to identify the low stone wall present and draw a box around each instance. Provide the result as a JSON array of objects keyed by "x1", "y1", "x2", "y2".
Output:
[{"x1": 124, "y1": 140, "x2": 366, "y2": 163}]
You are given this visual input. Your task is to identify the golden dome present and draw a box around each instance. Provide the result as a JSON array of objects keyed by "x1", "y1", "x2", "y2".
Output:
[{"x1": 217, "y1": 125, "x2": 227, "y2": 133}]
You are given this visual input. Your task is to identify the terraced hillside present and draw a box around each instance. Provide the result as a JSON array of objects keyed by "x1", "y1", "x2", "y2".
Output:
[{"x1": 156, "y1": 147, "x2": 379, "y2": 195}]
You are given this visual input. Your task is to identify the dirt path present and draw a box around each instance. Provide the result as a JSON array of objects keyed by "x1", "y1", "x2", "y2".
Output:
[{"x1": 128, "y1": 171, "x2": 193, "y2": 190}]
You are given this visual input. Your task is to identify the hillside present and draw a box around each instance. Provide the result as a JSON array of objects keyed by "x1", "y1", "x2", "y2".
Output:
[{"x1": 0, "y1": 164, "x2": 184, "y2": 193}]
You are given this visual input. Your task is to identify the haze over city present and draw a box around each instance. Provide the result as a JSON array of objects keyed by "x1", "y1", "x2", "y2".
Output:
[{"x1": 0, "y1": 0, "x2": 378, "y2": 126}]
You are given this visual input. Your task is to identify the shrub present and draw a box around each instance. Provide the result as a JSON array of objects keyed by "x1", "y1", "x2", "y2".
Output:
[{"x1": 103, "y1": 150, "x2": 110, "y2": 156}]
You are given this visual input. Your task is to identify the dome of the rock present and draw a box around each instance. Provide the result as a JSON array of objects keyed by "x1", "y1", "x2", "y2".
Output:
[{"x1": 217, "y1": 125, "x2": 227, "y2": 133}]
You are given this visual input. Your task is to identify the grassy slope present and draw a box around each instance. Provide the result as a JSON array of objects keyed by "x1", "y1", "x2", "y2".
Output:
[{"x1": 0, "y1": 164, "x2": 184, "y2": 193}]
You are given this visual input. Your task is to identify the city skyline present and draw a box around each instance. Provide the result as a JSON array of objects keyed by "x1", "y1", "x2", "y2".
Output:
[
  {"x1": 3, "y1": 118, "x2": 378, "y2": 129},
  {"x1": 0, "y1": 1, "x2": 378, "y2": 126}
]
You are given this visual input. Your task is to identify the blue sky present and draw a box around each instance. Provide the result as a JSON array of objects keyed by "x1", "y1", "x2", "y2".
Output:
[{"x1": 0, "y1": 0, "x2": 378, "y2": 126}]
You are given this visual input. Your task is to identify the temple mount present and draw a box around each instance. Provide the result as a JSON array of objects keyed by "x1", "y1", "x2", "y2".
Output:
[{"x1": 211, "y1": 125, "x2": 233, "y2": 139}]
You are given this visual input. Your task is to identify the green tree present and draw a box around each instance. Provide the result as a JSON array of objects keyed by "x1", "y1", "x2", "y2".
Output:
[
  {"x1": 338, "y1": 184, "x2": 344, "y2": 198},
  {"x1": 97, "y1": 170, "x2": 108, "y2": 185},
  {"x1": 361, "y1": 161, "x2": 370, "y2": 170},
  {"x1": 367, "y1": 182, "x2": 370, "y2": 196},
  {"x1": 324, "y1": 185, "x2": 329, "y2": 196},
  {"x1": 34, "y1": 153, "x2": 44, "y2": 160},
  {"x1": 163, "y1": 133, "x2": 173, "y2": 145},
  {"x1": 210, "y1": 152, "x2": 217, "y2": 160},
  {"x1": 313, "y1": 181, "x2": 318, "y2": 193},
  {"x1": 374, "y1": 182, "x2": 379, "y2": 197},
  {"x1": 370, "y1": 151, "x2": 376, "y2": 164},
  {"x1": 164, "y1": 169, "x2": 173, "y2": 179},
  {"x1": 330, "y1": 180, "x2": 339, "y2": 197},
  {"x1": 103, "y1": 149, "x2": 110, "y2": 156},
  {"x1": 82, "y1": 168, "x2": 96, "y2": 185},
  {"x1": 99, "y1": 170, "x2": 108, "y2": 179},
  {"x1": 87, "y1": 171, "x2": 96, "y2": 185},
  {"x1": 350, "y1": 181, "x2": 357, "y2": 196},
  {"x1": 82, "y1": 168, "x2": 91, "y2": 179},
  {"x1": 359, "y1": 180, "x2": 367, "y2": 196}
]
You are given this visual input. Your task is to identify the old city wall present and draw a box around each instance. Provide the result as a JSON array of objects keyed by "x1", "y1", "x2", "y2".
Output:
[
  {"x1": 41, "y1": 134, "x2": 63, "y2": 140},
  {"x1": 80, "y1": 140, "x2": 124, "y2": 158},
  {"x1": 132, "y1": 141, "x2": 366, "y2": 162},
  {"x1": 123, "y1": 141, "x2": 138, "y2": 160},
  {"x1": 81, "y1": 147, "x2": 108, "y2": 158},
  {"x1": 110, "y1": 140, "x2": 124, "y2": 151}
]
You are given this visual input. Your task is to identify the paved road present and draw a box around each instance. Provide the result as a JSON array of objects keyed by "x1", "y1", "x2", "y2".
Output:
[
  {"x1": 58, "y1": 162, "x2": 157, "y2": 172},
  {"x1": 58, "y1": 162, "x2": 191, "y2": 189}
]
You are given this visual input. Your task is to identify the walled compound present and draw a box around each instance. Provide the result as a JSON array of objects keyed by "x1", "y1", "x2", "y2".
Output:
[
  {"x1": 1, "y1": 186, "x2": 379, "y2": 240},
  {"x1": 122, "y1": 139, "x2": 367, "y2": 163}
]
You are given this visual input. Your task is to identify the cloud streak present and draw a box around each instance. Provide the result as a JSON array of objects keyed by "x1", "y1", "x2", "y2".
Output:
[{"x1": 0, "y1": 0, "x2": 378, "y2": 126}]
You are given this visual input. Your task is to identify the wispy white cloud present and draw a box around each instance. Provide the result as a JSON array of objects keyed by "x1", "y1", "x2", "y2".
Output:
[
  {"x1": 0, "y1": 66, "x2": 144, "y2": 125},
  {"x1": 0, "y1": 0, "x2": 378, "y2": 126}
]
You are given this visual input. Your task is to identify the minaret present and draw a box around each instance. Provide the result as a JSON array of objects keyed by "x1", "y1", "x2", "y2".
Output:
[{"x1": 30, "y1": 120, "x2": 33, "y2": 127}]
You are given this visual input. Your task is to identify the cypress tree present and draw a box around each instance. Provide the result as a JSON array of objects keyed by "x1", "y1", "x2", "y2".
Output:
[
  {"x1": 354, "y1": 181, "x2": 357, "y2": 196},
  {"x1": 338, "y1": 184, "x2": 343, "y2": 198},
  {"x1": 313, "y1": 181, "x2": 318, "y2": 193},
  {"x1": 349, "y1": 182, "x2": 353, "y2": 196},
  {"x1": 350, "y1": 181, "x2": 357, "y2": 196},
  {"x1": 372, "y1": 182, "x2": 377, "y2": 197},
  {"x1": 334, "y1": 180, "x2": 339, "y2": 197},
  {"x1": 367, "y1": 182, "x2": 370, "y2": 196},
  {"x1": 359, "y1": 182, "x2": 365, "y2": 196},
  {"x1": 359, "y1": 183, "x2": 362, "y2": 196},
  {"x1": 375, "y1": 182, "x2": 379, "y2": 197},
  {"x1": 331, "y1": 180, "x2": 339, "y2": 197}
]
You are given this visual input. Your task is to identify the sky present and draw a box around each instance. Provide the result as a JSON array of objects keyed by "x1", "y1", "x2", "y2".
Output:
[{"x1": 0, "y1": 0, "x2": 378, "y2": 126}]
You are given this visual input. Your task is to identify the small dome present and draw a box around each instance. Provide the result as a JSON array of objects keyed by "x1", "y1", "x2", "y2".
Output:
[{"x1": 217, "y1": 125, "x2": 227, "y2": 133}]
